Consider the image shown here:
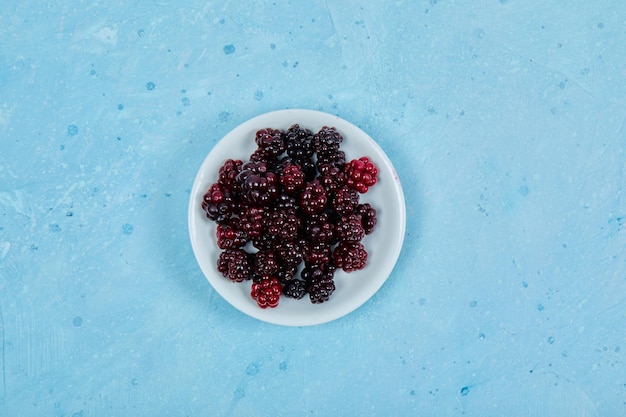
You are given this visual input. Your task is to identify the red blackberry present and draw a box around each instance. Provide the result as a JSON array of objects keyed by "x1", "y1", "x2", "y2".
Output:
[
  {"x1": 265, "y1": 207, "x2": 300, "y2": 240},
  {"x1": 282, "y1": 279, "x2": 307, "y2": 300},
  {"x1": 217, "y1": 248, "x2": 252, "y2": 282},
  {"x1": 255, "y1": 128, "x2": 285, "y2": 158},
  {"x1": 251, "y1": 276, "x2": 282, "y2": 308},
  {"x1": 302, "y1": 213, "x2": 335, "y2": 244},
  {"x1": 236, "y1": 161, "x2": 279, "y2": 206},
  {"x1": 302, "y1": 264, "x2": 336, "y2": 304},
  {"x1": 218, "y1": 159, "x2": 243, "y2": 189},
  {"x1": 285, "y1": 124, "x2": 314, "y2": 160},
  {"x1": 201, "y1": 183, "x2": 237, "y2": 223},
  {"x1": 254, "y1": 250, "x2": 280, "y2": 276},
  {"x1": 332, "y1": 186, "x2": 360, "y2": 215},
  {"x1": 304, "y1": 242, "x2": 332, "y2": 267},
  {"x1": 280, "y1": 163, "x2": 306, "y2": 194},
  {"x1": 354, "y1": 203, "x2": 377, "y2": 234},
  {"x1": 343, "y1": 157, "x2": 378, "y2": 193},
  {"x1": 216, "y1": 218, "x2": 248, "y2": 249},
  {"x1": 335, "y1": 214, "x2": 365, "y2": 242},
  {"x1": 318, "y1": 164, "x2": 345, "y2": 194},
  {"x1": 334, "y1": 241, "x2": 368, "y2": 272},
  {"x1": 299, "y1": 180, "x2": 327, "y2": 215}
]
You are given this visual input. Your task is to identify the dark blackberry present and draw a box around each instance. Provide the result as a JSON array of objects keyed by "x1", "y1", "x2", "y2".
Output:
[
  {"x1": 272, "y1": 193, "x2": 298, "y2": 211},
  {"x1": 334, "y1": 241, "x2": 368, "y2": 272},
  {"x1": 318, "y1": 164, "x2": 345, "y2": 194},
  {"x1": 285, "y1": 124, "x2": 314, "y2": 161},
  {"x1": 313, "y1": 126, "x2": 343, "y2": 153},
  {"x1": 332, "y1": 186, "x2": 360, "y2": 215},
  {"x1": 238, "y1": 206, "x2": 265, "y2": 238},
  {"x1": 354, "y1": 203, "x2": 377, "y2": 234},
  {"x1": 302, "y1": 213, "x2": 334, "y2": 244},
  {"x1": 299, "y1": 180, "x2": 327, "y2": 215},
  {"x1": 217, "y1": 248, "x2": 252, "y2": 282},
  {"x1": 316, "y1": 149, "x2": 346, "y2": 169},
  {"x1": 302, "y1": 264, "x2": 336, "y2": 304},
  {"x1": 265, "y1": 207, "x2": 300, "y2": 240},
  {"x1": 216, "y1": 218, "x2": 248, "y2": 249},
  {"x1": 236, "y1": 161, "x2": 279, "y2": 206},
  {"x1": 276, "y1": 263, "x2": 298, "y2": 283},
  {"x1": 254, "y1": 250, "x2": 280, "y2": 276},
  {"x1": 335, "y1": 214, "x2": 365, "y2": 242},
  {"x1": 304, "y1": 242, "x2": 332, "y2": 267},
  {"x1": 251, "y1": 233, "x2": 277, "y2": 251},
  {"x1": 250, "y1": 276, "x2": 282, "y2": 308},
  {"x1": 282, "y1": 279, "x2": 307, "y2": 300},
  {"x1": 218, "y1": 159, "x2": 243, "y2": 189},
  {"x1": 275, "y1": 239, "x2": 305, "y2": 268},
  {"x1": 343, "y1": 157, "x2": 378, "y2": 193},
  {"x1": 280, "y1": 163, "x2": 306, "y2": 194},
  {"x1": 201, "y1": 183, "x2": 237, "y2": 223},
  {"x1": 255, "y1": 128, "x2": 286, "y2": 158}
]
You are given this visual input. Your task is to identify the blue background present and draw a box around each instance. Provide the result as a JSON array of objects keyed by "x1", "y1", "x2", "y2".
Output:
[{"x1": 1, "y1": 1, "x2": 626, "y2": 416}]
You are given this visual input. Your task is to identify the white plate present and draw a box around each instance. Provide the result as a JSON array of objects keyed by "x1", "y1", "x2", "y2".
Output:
[{"x1": 188, "y1": 109, "x2": 406, "y2": 326}]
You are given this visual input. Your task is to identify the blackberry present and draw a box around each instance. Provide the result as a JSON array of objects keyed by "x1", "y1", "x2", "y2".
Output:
[
  {"x1": 201, "y1": 183, "x2": 237, "y2": 223},
  {"x1": 282, "y1": 279, "x2": 307, "y2": 300},
  {"x1": 332, "y1": 186, "x2": 360, "y2": 215},
  {"x1": 265, "y1": 207, "x2": 300, "y2": 240},
  {"x1": 238, "y1": 206, "x2": 265, "y2": 238},
  {"x1": 217, "y1": 248, "x2": 252, "y2": 282},
  {"x1": 280, "y1": 163, "x2": 306, "y2": 194},
  {"x1": 304, "y1": 242, "x2": 332, "y2": 267},
  {"x1": 335, "y1": 214, "x2": 365, "y2": 242},
  {"x1": 316, "y1": 149, "x2": 346, "y2": 169},
  {"x1": 237, "y1": 161, "x2": 279, "y2": 206},
  {"x1": 334, "y1": 242, "x2": 368, "y2": 272},
  {"x1": 250, "y1": 276, "x2": 282, "y2": 308},
  {"x1": 251, "y1": 233, "x2": 277, "y2": 251},
  {"x1": 275, "y1": 239, "x2": 305, "y2": 268},
  {"x1": 302, "y1": 213, "x2": 334, "y2": 244},
  {"x1": 343, "y1": 157, "x2": 378, "y2": 193},
  {"x1": 216, "y1": 218, "x2": 248, "y2": 249},
  {"x1": 318, "y1": 164, "x2": 345, "y2": 194},
  {"x1": 254, "y1": 250, "x2": 280, "y2": 276},
  {"x1": 299, "y1": 180, "x2": 327, "y2": 215},
  {"x1": 272, "y1": 193, "x2": 298, "y2": 211},
  {"x1": 276, "y1": 263, "x2": 298, "y2": 283},
  {"x1": 313, "y1": 126, "x2": 343, "y2": 153},
  {"x1": 218, "y1": 159, "x2": 243, "y2": 189},
  {"x1": 255, "y1": 128, "x2": 286, "y2": 158},
  {"x1": 302, "y1": 264, "x2": 336, "y2": 304},
  {"x1": 285, "y1": 124, "x2": 314, "y2": 161},
  {"x1": 354, "y1": 203, "x2": 377, "y2": 234}
]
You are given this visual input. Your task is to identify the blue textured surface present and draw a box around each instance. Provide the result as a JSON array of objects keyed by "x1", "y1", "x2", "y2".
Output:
[{"x1": 1, "y1": 1, "x2": 625, "y2": 416}]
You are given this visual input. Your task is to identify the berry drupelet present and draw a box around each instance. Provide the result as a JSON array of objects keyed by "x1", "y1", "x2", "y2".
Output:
[
  {"x1": 279, "y1": 163, "x2": 306, "y2": 194},
  {"x1": 216, "y1": 218, "x2": 248, "y2": 249},
  {"x1": 354, "y1": 203, "x2": 377, "y2": 234},
  {"x1": 332, "y1": 186, "x2": 360, "y2": 215},
  {"x1": 282, "y1": 279, "x2": 307, "y2": 300},
  {"x1": 236, "y1": 161, "x2": 279, "y2": 206},
  {"x1": 302, "y1": 264, "x2": 336, "y2": 304},
  {"x1": 202, "y1": 183, "x2": 237, "y2": 223},
  {"x1": 335, "y1": 213, "x2": 366, "y2": 243},
  {"x1": 299, "y1": 180, "x2": 327, "y2": 215}
]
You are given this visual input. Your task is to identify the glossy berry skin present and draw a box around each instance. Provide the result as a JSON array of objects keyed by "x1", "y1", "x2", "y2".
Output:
[
  {"x1": 302, "y1": 264, "x2": 336, "y2": 304},
  {"x1": 334, "y1": 242, "x2": 368, "y2": 272},
  {"x1": 216, "y1": 218, "x2": 248, "y2": 249},
  {"x1": 238, "y1": 206, "x2": 264, "y2": 238},
  {"x1": 265, "y1": 207, "x2": 300, "y2": 240},
  {"x1": 217, "y1": 248, "x2": 252, "y2": 282},
  {"x1": 354, "y1": 203, "x2": 377, "y2": 234},
  {"x1": 343, "y1": 157, "x2": 378, "y2": 193},
  {"x1": 237, "y1": 161, "x2": 279, "y2": 206},
  {"x1": 304, "y1": 242, "x2": 332, "y2": 267},
  {"x1": 282, "y1": 279, "x2": 307, "y2": 299},
  {"x1": 218, "y1": 159, "x2": 243, "y2": 189},
  {"x1": 302, "y1": 214, "x2": 334, "y2": 244},
  {"x1": 280, "y1": 163, "x2": 305, "y2": 194},
  {"x1": 299, "y1": 180, "x2": 327, "y2": 215},
  {"x1": 318, "y1": 163, "x2": 345, "y2": 194},
  {"x1": 255, "y1": 128, "x2": 285, "y2": 158},
  {"x1": 201, "y1": 183, "x2": 236, "y2": 223},
  {"x1": 254, "y1": 250, "x2": 280, "y2": 276},
  {"x1": 251, "y1": 276, "x2": 282, "y2": 308},
  {"x1": 285, "y1": 124, "x2": 314, "y2": 160},
  {"x1": 335, "y1": 214, "x2": 365, "y2": 243},
  {"x1": 332, "y1": 186, "x2": 360, "y2": 215}
]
